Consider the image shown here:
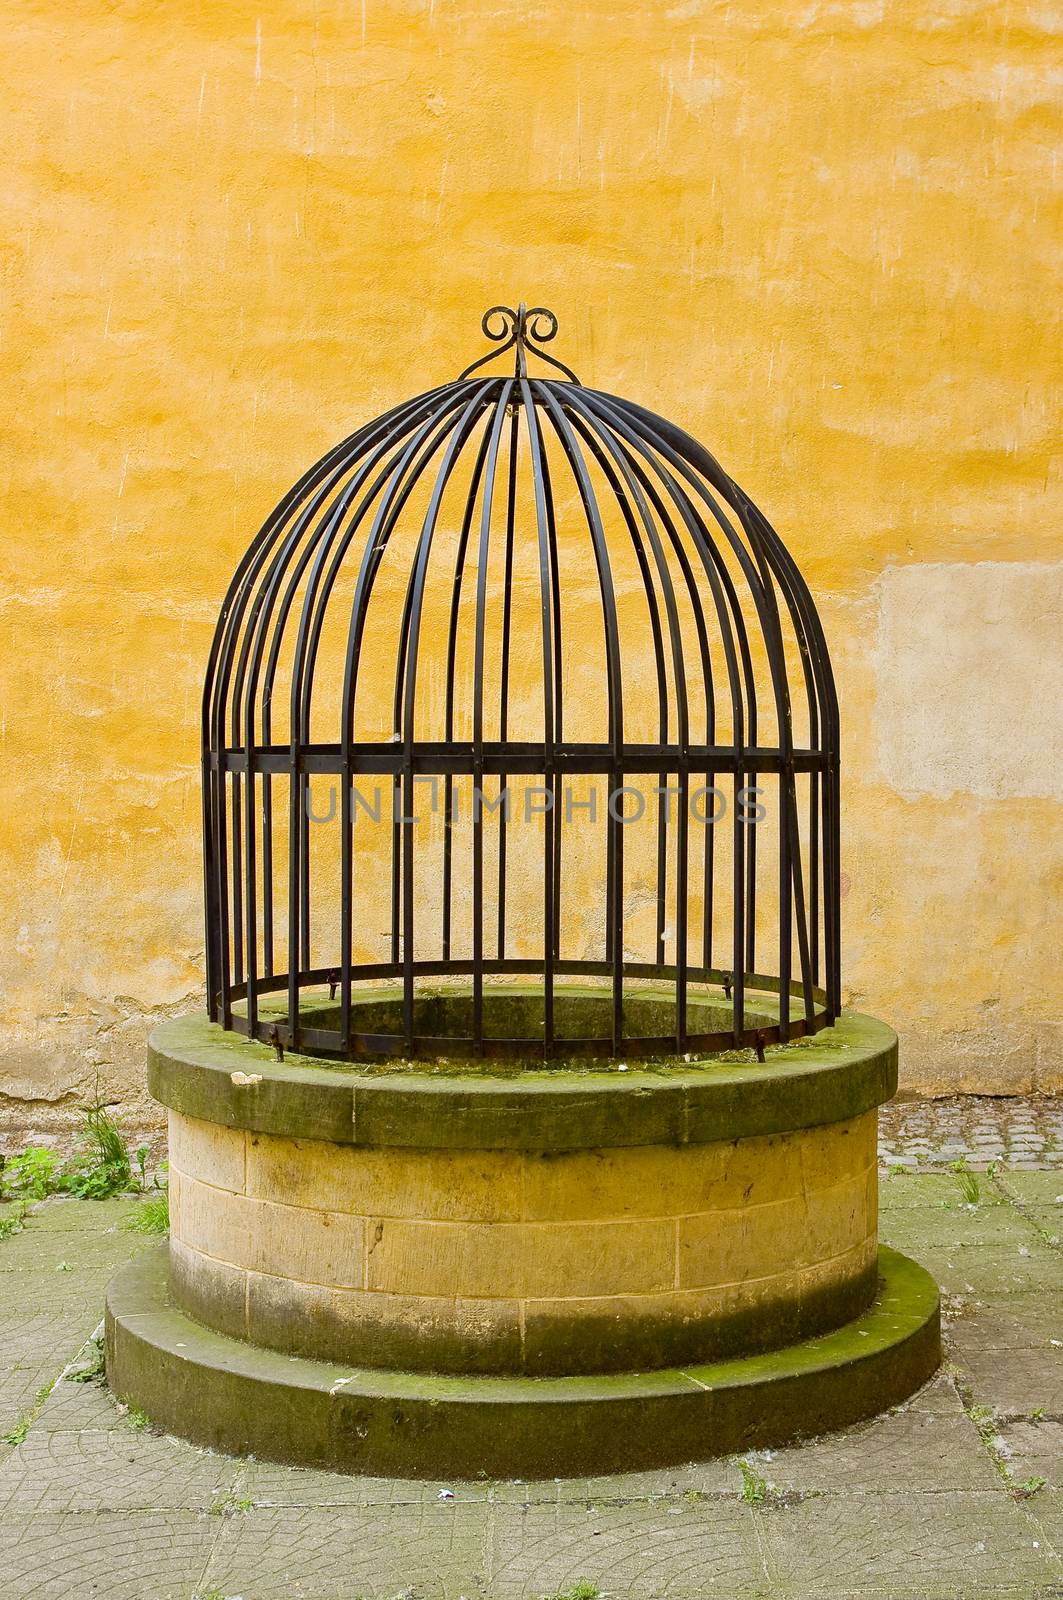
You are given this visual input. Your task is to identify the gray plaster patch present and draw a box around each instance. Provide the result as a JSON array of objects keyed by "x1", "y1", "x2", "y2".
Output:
[{"x1": 874, "y1": 561, "x2": 1063, "y2": 800}]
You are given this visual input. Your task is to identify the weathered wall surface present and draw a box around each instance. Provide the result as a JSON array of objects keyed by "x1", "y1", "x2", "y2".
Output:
[{"x1": 1, "y1": 0, "x2": 1061, "y2": 1135}]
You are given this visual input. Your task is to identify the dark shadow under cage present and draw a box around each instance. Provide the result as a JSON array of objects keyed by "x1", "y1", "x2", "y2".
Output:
[{"x1": 202, "y1": 305, "x2": 840, "y2": 1060}]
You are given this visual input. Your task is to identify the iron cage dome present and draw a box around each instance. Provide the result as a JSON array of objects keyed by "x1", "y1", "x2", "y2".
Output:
[{"x1": 202, "y1": 306, "x2": 840, "y2": 1061}]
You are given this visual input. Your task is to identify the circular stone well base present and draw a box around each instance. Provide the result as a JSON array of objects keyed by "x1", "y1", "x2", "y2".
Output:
[{"x1": 106, "y1": 1244, "x2": 940, "y2": 1480}]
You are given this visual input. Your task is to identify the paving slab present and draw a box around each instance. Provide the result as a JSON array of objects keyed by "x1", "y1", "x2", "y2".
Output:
[
  {"x1": 911, "y1": 1242, "x2": 1063, "y2": 1298},
  {"x1": 997, "y1": 1420, "x2": 1063, "y2": 1487},
  {"x1": 461, "y1": 1461, "x2": 746, "y2": 1511},
  {"x1": 0, "y1": 1425, "x2": 239, "y2": 1514},
  {"x1": 21, "y1": 1198, "x2": 147, "y2": 1232},
  {"x1": 755, "y1": 1490, "x2": 1057, "y2": 1596},
  {"x1": 0, "y1": 1229, "x2": 151, "y2": 1275},
  {"x1": 945, "y1": 1292, "x2": 1063, "y2": 1357},
  {"x1": 1025, "y1": 1208, "x2": 1063, "y2": 1245},
  {"x1": 485, "y1": 1498, "x2": 771, "y2": 1599},
  {"x1": 32, "y1": 1372, "x2": 117, "y2": 1433},
  {"x1": 879, "y1": 1171, "x2": 1009, "y2": 1210},
  {"x1": 521, "y1": 1455, "x2": 741, "y2": 1501},
  {"x1": 904, "y1": 1372, "x2": 969, "y2": 1416},
  {"x1": 0, "y1": 1510, "x2": 219, "y2": 1600},
  {"x1": 956, "y1": 1346, "x2": 1063, "y2": 1419},
  {"x1": 998, "y1": 1174, "x2": 1063, "y2": 1207},
  {"x1": 1025, "y1": 1487, "x2": 1063, "y2": 1561},
  {"x1": 879, "y1": 1200, "x2": 1034, "y2": 1251},
  {"x1": 200, "y1": 1501, "x2": 490, "y2": 1600},
  {"x1": 755, "y1": 1407, "x2": 1001, "y2": 1492},
  {"x1": 239, "y1": 1458, "x2": 486, "y2": 1508}
]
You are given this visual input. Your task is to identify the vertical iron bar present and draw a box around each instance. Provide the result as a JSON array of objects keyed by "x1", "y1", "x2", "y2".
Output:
[
  {"x1": 609, "y1": 394, "x2": 840, "y2": 1030},
  {"x1": 786, "y1": 776, "x2": 816, "y2": 1023},
  {"x1": 519, "y1": 381, "x2": 558, "y2": 1051},
  {"x1": 262, "y1": 773, "x2": 274, "y2": 979},
  {"x1": 245, "y1": 397, "x2": 450, "y2": 1042},
  {"x1": 243, "y1": 761, "x2": 258, "y2": 1042},
  {"x1": 579, "y1": 391, "x2": 745, "y2": 1013},
  {"x1": 231, "y1": 772, "x2": 244, "y2": 989},
  {"x1": 543, "y1": 443, "x2": 564, "y2": 969},
  {"x1": 778, "y1": 768, "x2": 792, "y2": 1039},
  {"x1": 201, "y1": 752, "x2": 219, "y2": 1020},
  {"x1": 563, "y1": 394, "x2": 690, "y2": 1046},
  {"x1": 440, "y1": 421, "x2": 494, "y2": 964},
  {"x1": 733, "y1": 767, "x2": 746, "y2": 1041},
  {"x1": 810, "y1": 769, "x2": 820, "y2": 985},
  {"x1": 399, "y1": 384, "x2": 497, "y2": 1049},
  {"x1": 497, "y1": 403, "x2": 519, "y2": 961},
  {"x1": 286, "y1": 756, "x2": 301, "y2": 1051},
  {"x1": 536, "y1": 383, "x2": 626, "y2": 1052},
  {"x1": 338, "y1": 386, "x2": 492, "y2": 1049},
  {"x1": 471, "y1": 385, "x2": 514, "y2": 1048}
]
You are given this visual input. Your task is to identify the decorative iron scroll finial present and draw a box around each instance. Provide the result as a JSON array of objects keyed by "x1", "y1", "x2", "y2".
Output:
[{"x1": 459, "y1": 302, "x2": 580, "y2": 382}]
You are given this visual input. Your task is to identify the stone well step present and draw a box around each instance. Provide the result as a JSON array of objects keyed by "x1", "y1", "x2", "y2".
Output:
[{"x1": 106, "y1": 1244, "x2": 940, "y2": 1480}]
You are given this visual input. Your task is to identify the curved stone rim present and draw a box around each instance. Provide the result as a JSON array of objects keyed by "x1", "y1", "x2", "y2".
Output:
[
  {"x1": 148, "y1": 1007, "x2": 897, "y2": 1150},
  {"x1": 106, "y1": 1245, "x2": 940, "y2": 1480}
]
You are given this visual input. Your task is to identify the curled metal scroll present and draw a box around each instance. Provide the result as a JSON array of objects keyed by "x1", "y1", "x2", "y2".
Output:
[{"x1": 459, "y1": 302, "x2": 580, "y2": 382}]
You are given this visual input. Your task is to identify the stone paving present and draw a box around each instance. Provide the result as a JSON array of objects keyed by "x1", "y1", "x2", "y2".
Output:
[
  {"x1": 878, "y1": 1096, "x2": 1063, "y2": 1171},
  {"x1": 0, "y1": 1104, "x2": 1060, "y2": 1598}
]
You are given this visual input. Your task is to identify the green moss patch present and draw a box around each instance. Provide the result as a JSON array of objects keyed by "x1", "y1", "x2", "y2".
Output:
[{"x1": 106, "y1": 1245, "x2": 939, "y2": 1480}]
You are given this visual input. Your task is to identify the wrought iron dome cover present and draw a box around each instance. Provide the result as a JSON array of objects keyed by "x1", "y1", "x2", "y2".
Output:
[{"x1": 203, "y1": 305, "x2": 840, "y2": 1062}]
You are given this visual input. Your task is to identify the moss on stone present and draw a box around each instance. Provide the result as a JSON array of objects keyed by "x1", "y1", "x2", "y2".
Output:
[
  {"x1": 149, "y1": 1007, "x2": 897, "y2": 1150},
  {"x1": 106, "y1": 1244, "x2": 940, "y2": 1479}
]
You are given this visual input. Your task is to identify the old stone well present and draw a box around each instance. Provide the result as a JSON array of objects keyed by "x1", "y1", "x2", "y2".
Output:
[{"x1": 106, "y1": 306, "x2": 940, "y2": 1478}]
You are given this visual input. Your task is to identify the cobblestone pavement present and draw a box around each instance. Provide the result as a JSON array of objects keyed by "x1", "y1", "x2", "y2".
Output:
[
  {"x1": 0, "y1": 1103, "x2": 1060, "y2": 1599},
  {"x1": 879, "y1": 1096, "x2": 1063, "y2": 1170}
]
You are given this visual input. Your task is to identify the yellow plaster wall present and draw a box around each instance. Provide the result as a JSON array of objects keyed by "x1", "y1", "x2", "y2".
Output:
[{"x1": 2, "y1": 0, "x2": 1061, "y2": 1128}]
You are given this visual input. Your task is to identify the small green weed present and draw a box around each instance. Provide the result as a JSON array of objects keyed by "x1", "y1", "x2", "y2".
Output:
[
  {"x1": 209, "y1": 1490, "x2": 255, "y2": 1516},
  {"x1": 1031, "y1": 1407, "x2": 1045, "y2": 1421},
  {"x1": 61, "y1": 1095, "x2": 132, "y2": 1199},
  {"x1": 123, "y1": 1190, "x2": 169, "y2": 1235},
  {"x1": 2, "y1": 1415, "x2": 30, "y2": 1447},
  {"x1": 961, "y1": 1392, "x2": 1017, "y2": 1490},
  {"x1": 738, "y1": 1459, "x2": 768, "y2": 1504},
  {"x1": 0, "y1": 1202, "x2": 28, "y2": 1241},
  {"x1": 211, "y1": 1484, "x2": 256, "y2": 1510},
  {"x1": 68, "y1": 1334, "x2": 105, "y2": 1384},
  {"x1": 949, "y1": 1158, "x2": 980, "y2": 1205},
  {"x1": 1016, "y1": 1476, "x2": 1046, "y2": 1499},
  {"x1": 0, "y1": 1091, "x2": 152, "y2": 1213},
  {"x1": 124, "y1": 1405, "x2": 151, "y2": 1431},
  {"x1": 2, "y1": 1147, "x2": 60, "y2": 1200},
  {"x1": 541, "y1": 1586, "x2": 599, "y2": 1600},
  {"x1": 134, "y1": 1145, "x2": 151, "y2": 1190}
]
